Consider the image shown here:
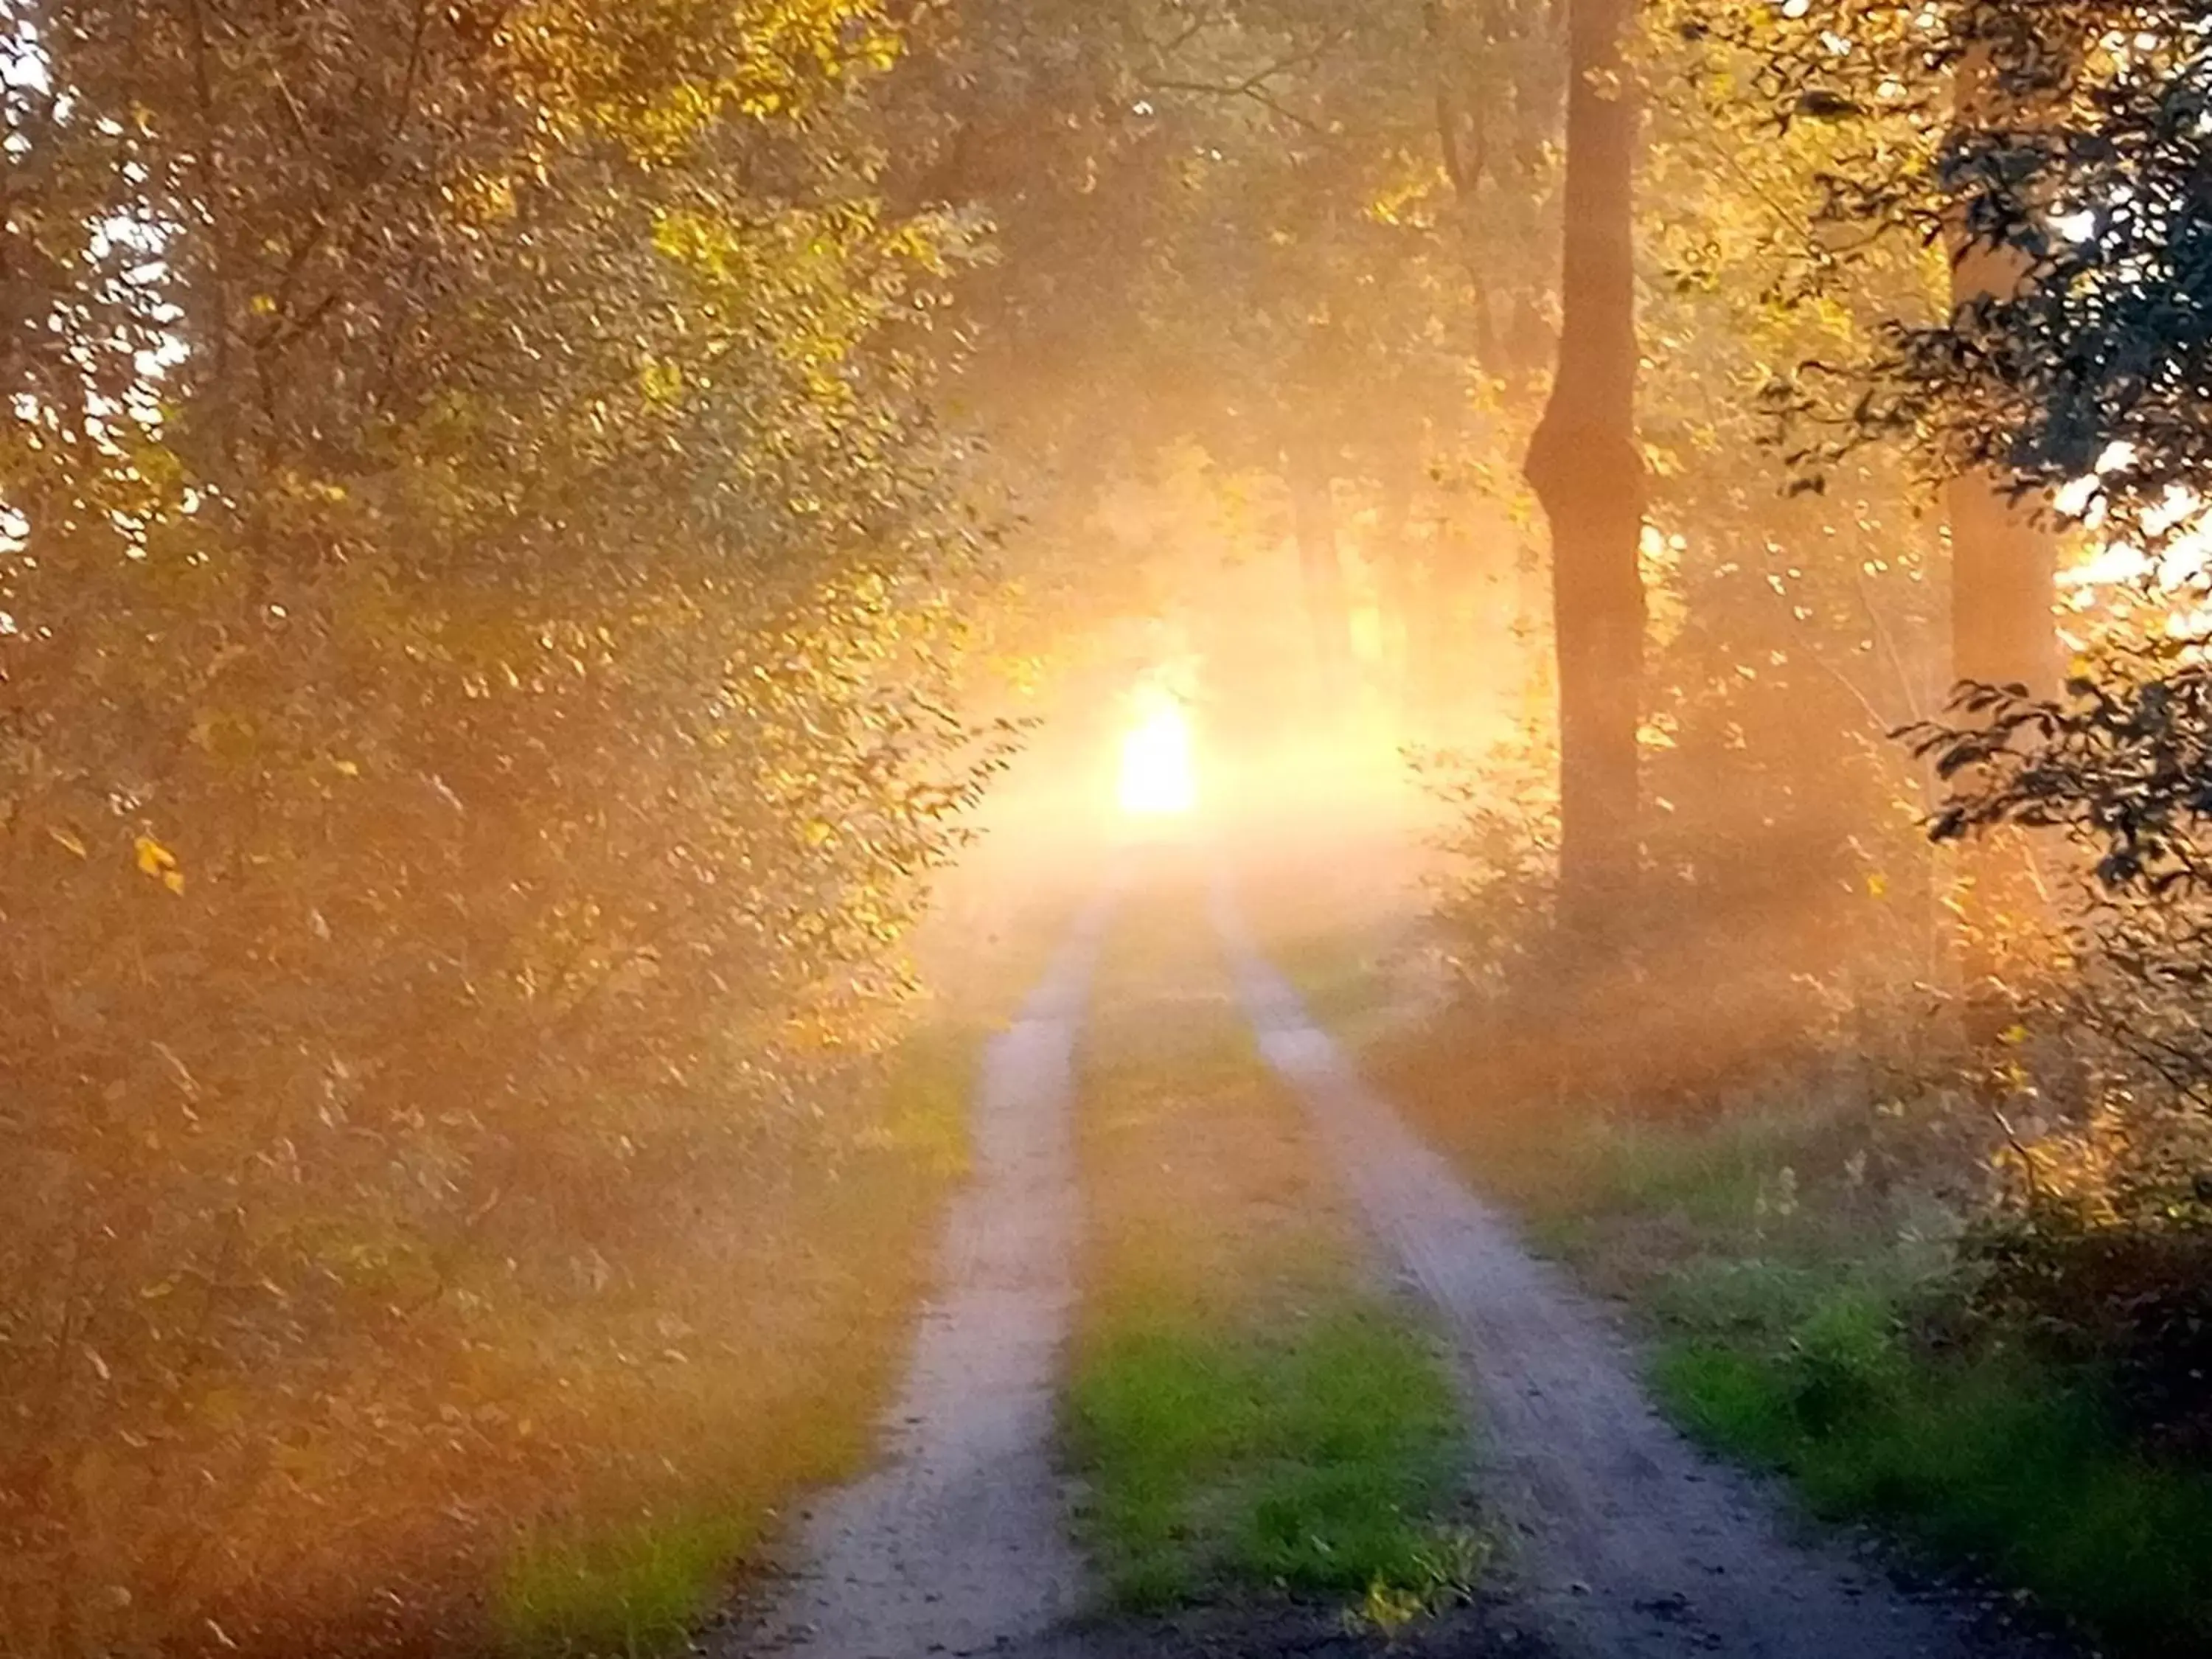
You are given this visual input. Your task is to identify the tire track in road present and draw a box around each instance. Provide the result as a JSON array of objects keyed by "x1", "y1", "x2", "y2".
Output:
[
  {"x1": 1210, "y1": 883, "x2": 2037, "y2": 1659},
  {"x1": 727, "y1": 900, "x2": 1109, "y2": 1659}
]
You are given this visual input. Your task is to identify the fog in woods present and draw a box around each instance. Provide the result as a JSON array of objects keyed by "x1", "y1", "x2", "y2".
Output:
[{"x1": 6, "y1": 5, "x2": 2212, "y2": 1658}]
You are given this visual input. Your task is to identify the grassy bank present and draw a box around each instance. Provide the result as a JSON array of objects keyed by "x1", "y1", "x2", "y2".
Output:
[
  {"x1": 487, "y1": 1017, "x2": 980, "y2": 1659},
  {"x1": 1245, "y1": 893, "x2": 2212, "y2": 1654},
  {"x1": 1065, "y1": 884, "x2": 1478, "y2": 1628},
  {"x1": 1347, "y1": 987, "x2": 2212, "y2": 1656},
  {"x1": 492, "y1": 894, "x2": 1079, "y2": 1659}
]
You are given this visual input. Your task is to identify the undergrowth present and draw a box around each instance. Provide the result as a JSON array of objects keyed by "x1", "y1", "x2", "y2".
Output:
[
  {"x1": 484, "y1": 901, "x2": 1068, "y2": 1659},
  {"x1": 1653, "y1": 1330, "x2": 2212, "y2": 1652}
]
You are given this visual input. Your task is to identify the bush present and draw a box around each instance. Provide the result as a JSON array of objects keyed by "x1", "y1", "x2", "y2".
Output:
[
  {"x1": 1969, "y1": 1206, "x2": 2212, "y2": 1452},
  {"x1": 0, "y1": 6, "x2": 997, "y2": 1653}
]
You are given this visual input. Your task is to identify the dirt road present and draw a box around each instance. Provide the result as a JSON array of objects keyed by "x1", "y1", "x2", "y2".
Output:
[
  {"x1": 1210, "y1": 885, "x2": 2025, "y2": 1659},
  {"x1": 725, "y1": 902, "x2": 1108, "y2": 1659},
  {"x1": 727, "y1": 878, "x2": 2058, "y2": 1659}
]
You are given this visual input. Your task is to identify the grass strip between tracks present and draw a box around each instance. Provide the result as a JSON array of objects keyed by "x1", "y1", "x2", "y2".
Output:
[{"x1": 1065, "y1": 881, "x2": 1478, "y2": 1628}]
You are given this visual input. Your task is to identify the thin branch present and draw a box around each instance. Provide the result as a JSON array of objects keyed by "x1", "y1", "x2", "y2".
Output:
[
  {"x1": 1135, "y1": 2, "x2": 1226, "y2": 66},
  {"x1": 181, "y1": 0, "x2": 233, "y2": 400},
  {"x1": 392, "y1": 0, "x2": 435, "y2": 150},
  {"x1": 1806, "y1": 644, "x2": 1900, "y2": 738},
  {"x1": 1139, "y1": 22, "x2": 1354, "y2": 133},
  {"x1": 1854, "y1": 561, "x2": 1932, "y2": 728},
  {"x1": 1144, "y1": 77, "x2": 1322, "y2": 133}
]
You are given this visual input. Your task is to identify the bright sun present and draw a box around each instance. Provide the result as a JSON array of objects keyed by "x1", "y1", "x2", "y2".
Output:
[{"x1": 1117, "y1": 692, "x2": 1197, "y2": 817}]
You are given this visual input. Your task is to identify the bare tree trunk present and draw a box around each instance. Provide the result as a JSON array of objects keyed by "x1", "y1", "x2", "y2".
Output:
[
  {"x1": 1947, "y1": 31, "x2": 2066, "y2": 1062},
  {"x1": 1411, "y1": 514, "x2": 1458, "y2": 729},
  {"x1": 1287, "y1": 448, "x2": 1352, "y2": 707},
  {"x1": 1426, "y1": 0, "x2": 1500, "y2": 369},
  {"x1": 1374, "y1": 456, "x2": 1422, "y2": 719},
  {"x1": 1947, "y1": 36, "x2": 2062, "y2": 701},
  {"x1": 1524, "y1": 0, "x2": 1644, "y2": 945},
  {"x1": 1947, "y1": 476, "x2": 2054, "y2": 695}
]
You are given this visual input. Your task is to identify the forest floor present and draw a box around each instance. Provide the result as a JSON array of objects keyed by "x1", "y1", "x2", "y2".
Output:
[{"x1": 704, "y1": 847, "x2": 2086, "y2": 1659}]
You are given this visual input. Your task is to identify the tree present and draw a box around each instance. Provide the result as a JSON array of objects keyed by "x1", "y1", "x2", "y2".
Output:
[
  {"x1": 1525, "y1": 0, "x2": 1645, "y2": 945},
  {"x1": 891, "y1": 0, "x2": 1553, "y2": 737},
  {"x1": 1707, "y1": 4, "x2": 2124, "y2": 685},
  {"x1": 1713, "y1": 4, "x2": 2139, "y2": 1055},
  {"x1": 0, "y1": 4, "x2": 1001, "y2": 1649}
]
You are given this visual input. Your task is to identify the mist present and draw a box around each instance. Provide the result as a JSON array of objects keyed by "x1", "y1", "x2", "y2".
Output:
[{"x1": 6, "y1": 4, "x2": 2212, "y2": 1658}]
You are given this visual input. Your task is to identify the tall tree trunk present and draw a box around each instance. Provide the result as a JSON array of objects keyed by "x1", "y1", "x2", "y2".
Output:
[
  {"x1": 1417, "y1": 472, "x2": 1526, "y2": 742},
  {"x1": 1947, "y1": 476, "x2": 2054, "y2": 695},
  {"x1": 1947, "y1": 30, "x2": 2065, "y2": 1065},
  {"x1": 1287, "y1": 448, "x2": 1352, "y2": 708},
  {"x1": 1524, "y1": 0, "x2": 1644, "y2": 945},
  {"x1": 1948, "y1": 33, "x2": 2062, "y2": 700},
  {"x1": 1426, "y1": 0, "x2": 1500, "y2": 370},
  {"x1": 1374, "y1": 456, "x2": 1422, "y2": 719},
  {"x1": 1412, "y1": 509, "x2": 1461, "y2": 728}
]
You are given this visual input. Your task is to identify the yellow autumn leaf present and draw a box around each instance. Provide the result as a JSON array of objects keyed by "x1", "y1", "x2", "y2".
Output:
[{"x1": 134, "y1": 836, "x2": 184, "y2": 894}]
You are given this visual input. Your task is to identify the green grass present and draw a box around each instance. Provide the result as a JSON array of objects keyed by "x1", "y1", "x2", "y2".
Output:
[
  {"x1": 1654, "y1": 1296, "x2": 2212, "y2": 1654},
  {"x1": 496, "y1": 1511, "x2": 759, "y2": 1659},
  {"x1": 1307, "y1": 933, "x2": 2212, "y2": 1659},
  {"x1": 1068, "y1": 883, "x2": 1484, "y2": 1627},
  {"x1": 1068, "y1": 1303, "x2": 1472, "y2": 1613},
  {"x1": 1552, "y1": 1114, "x2": 2212, "y2": 1655}
]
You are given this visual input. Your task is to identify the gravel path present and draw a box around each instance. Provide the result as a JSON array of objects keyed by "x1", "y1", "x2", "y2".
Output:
[
  {"x1": 1209, "y1": 885, "x2": 2034, "y2": 1659},
  {"x1": 724, "y1": 902, "x2": 1108, "y2": 1659}
]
